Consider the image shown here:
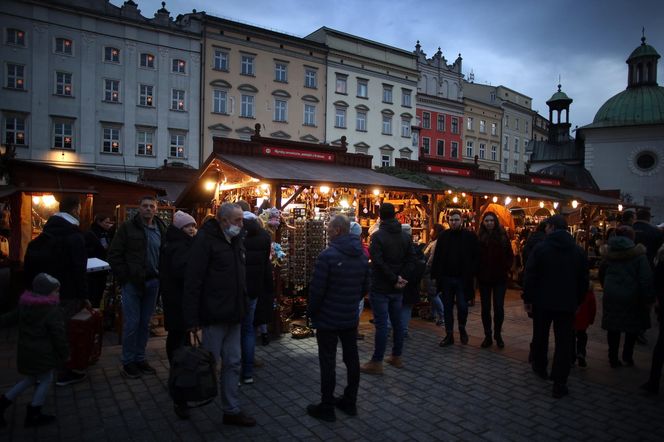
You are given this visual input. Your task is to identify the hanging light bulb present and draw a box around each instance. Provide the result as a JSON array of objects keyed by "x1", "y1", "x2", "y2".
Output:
[
  {"x1": 447, "y1": 189, "x2": 453, "y2": 194},
  {"x1": 461, "y1": 192, "x2": 466, "y2": 197},
  {"x1": 517, "y1": 197, "x2": 521, "y2": 202},
  {"x1": 340, "y1": 199, "x2": 350, "y2": 208},
  {"x1": 329, "y1": 197, "x2": 334, "y2": 203},
  {"x1": 525, "y1": 198, "x2": 529, "y2": 202},
  {"x1": 363, "y1": 207, "x2": 369, "y2": 214},
  {"x1": 618, "y1": 204, "x2": 623, "y2": 212},
  {"x1": 505, "y1": 197, "x2": 512, "y2": 205},
  {"x1": 32, "y1": 196, "x2": 41, "y2": 205},
  {"x1": 452, "y1": 196, "x2": 459, "y2": 204},
  {"x1": 539, "y1": 201, "x2": 545, "y2": 208},
  {"x1": 572, "y1": 200, "x2": 579, "y2": 209},
  {"x1": 492, "y1": 196, "x2": 498, "y2": 203},
  {"x1": 484, "y1": 195, "x2": 488, "y2": 200},
  {"x1": 42, "y1": 195, "x2": 57, "y2": 207},
  {"x1": 372, "y1": 188, "x2": 381, "y2": 196},
  {"x1": 553, "y1": 202, "x2": 559, "y2": 209},
  {"x1": 320, "y1": 186, "x2": 330, "y2": 194}
]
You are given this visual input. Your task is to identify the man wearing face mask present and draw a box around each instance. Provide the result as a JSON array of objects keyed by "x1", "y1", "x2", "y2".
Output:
[{"x1": 183, "y1": 203, "x2": 255, "y2": 427}]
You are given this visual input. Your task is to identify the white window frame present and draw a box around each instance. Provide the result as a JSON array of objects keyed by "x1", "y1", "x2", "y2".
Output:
[
  {"x1": 335, "y1": 107, "x2": 346, "y2": 128},
  {"x1": 422, "y1": 112, "x2": 431, "y2": 129},
  {"x1": 240, "y1": 94, "x2": 255, "y2": 118},
  {"x1": 514, "y1": 137, "x2": 520, "y2": 153},
  {"x1": 466, "y1": 140, "x2": 474, "y2": 158},
  {"x1": 54, "y1": 37, "x2": 73, "y2": 55},
  {"x1": 4, "y1": 114, "x2": 26, "y2": 146},
  {"x1": 491, "y1": 145, "x2": 497, "y2": 161},
  {"x1": 214, "y1": 50, "x2": 229, "y2": 71},
  {"x1": 357, "y1": 79, "x2": 368, "y2": 98},
  {"x1": 382, "y1": 85, "x2": 393, "y2": 103},
  {"x1": 335, "y1": 75, "x2": 347, "y2": 94},
  {"x1": 136, "y1": 130, "x2": 154, "y2": 156},
  {"x1": 139, "y1": 84, "x2": 154, "y2": 107},
  {"x1": 240, "y1": 55, "x2": 254, "y2": 76},
  {"x1": 381, "y1": 154, "x2": 391, "y2": 167},
  {"x1": 169, "y1": 133, "x2": 186, "y2": 158},
  {"x1": 451, "y1": 117, "x2": 459, "y2": 134},
  {"x1": 382, "y1": 115, "x2": 392, "y2": 135},
  {"x1": 479, "y1": 143, "x2": 486, "y2": 159},
  {"x1": 55, "y1": 71, "x2": 72, "y2": 96},
  {"x1": 451, "y1": 141, "x2": 459, "y2": 158},
  {"x1": 172, "y1": 59, "x2": 186, "y2": 74},
  {"x1": 304, "y1": 104, "x2": 316, "y2": 126},
  {"x1": 401, "y1": 118, "x2": 411, "y2": 137},
  {"x1": 402, "y1": 89, "x2": 412, "y2": 107},
  {"x1": 140, "y1": 53, "x2": 155, "y2": 69},
  {"x1": 275, "y1": 62, "x2": 288, "y2": 82},
  {"x1": 6, "y1": 63, "x2": 25, "y2": 90},
  {"x1": 171, "y1": 89, "x2": 186, "y2": 111},
  {"x1": 52, "y1": 119, "x2": 73, "y2": 150},
  {"x1": 7, "y1": 28, "x2": 26, "y2": 46},
  {"x1": 479, "y1": 120, "x2": 486, "y2": 133},
  {"x1": 213, "y1": 89, "x2": 227, "y2": 114},
  {"x1": 274, "y1": 99, "x2": 288, "y2": 122},
  {"x1": 436, "y1": 139, "x2": 445, "y2": 156},
  {"x1": 102, "y1": 126, "x2": 121, "y2": 154},
  {"x1": 304, "y1": 69, "x2": 317, "y2": 88},
  {"x1": 356, "y1": 111, "x2": 367, "y2": 131},
  {"x1": 504, "y1": 135, "x2": 509, "y2": 151},
  {"x1": 467, "y1": 117, "x2": 474, "y2": 131},
  {"x1": 491, "y1": 122, "x2": 497, "y2": 136},
  {"x1": 103, "y1": 79, "x2": 120, "y2": 102},
  {"x1": 437, "y1": 114, "x2": 445, "y2": 131},
  {"x1": 422, "y1": 137, "x2": 430, "y2": 155},
  {"x1": 104, "y1": 46, "x2": 120, "y2": 63}
]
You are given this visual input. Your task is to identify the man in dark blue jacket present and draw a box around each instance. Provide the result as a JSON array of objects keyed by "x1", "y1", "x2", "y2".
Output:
[
  {"x1": 307, "y1": 215, "x2": 369, "y2": 422},
  {"x1": 523, "y1": 215, "x2": 589, "y2": 399}
]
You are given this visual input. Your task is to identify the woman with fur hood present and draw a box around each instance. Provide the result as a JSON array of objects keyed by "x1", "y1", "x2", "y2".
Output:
[{"x1": 599, "y1": 226, "x2": 654, "y2": 368}]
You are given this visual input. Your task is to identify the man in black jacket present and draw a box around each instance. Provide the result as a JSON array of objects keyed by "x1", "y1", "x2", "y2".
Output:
[
  {"x1": 183, "y1": 202, "x2": 255, "y2": 427},
  {"x1": 431, "y1": 210, "x2": 479, "y2": 346},
  {"x1": 523, "y1": 215, "x2": 589, "y2": 398},
  {"x1": 361, "y1": 203, "x2": 415, "y2": 375}
]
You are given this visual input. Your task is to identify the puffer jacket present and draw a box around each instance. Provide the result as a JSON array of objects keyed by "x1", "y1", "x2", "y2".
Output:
[
  {"x1": 308, "y1": 234, "x2": 370, "y2": 330},
  {"x1": 600, "y1": 236, "x2": 654, "y2": 333},
  {"x1": 0, "y1": 291, "x2": 69, "y2": 375},
  {"x1": 159, "y1": 225, "x2": 194, "y2": 331},
  {"x1": 369, "y1": 218, "x2": 416, "y2": 294}
]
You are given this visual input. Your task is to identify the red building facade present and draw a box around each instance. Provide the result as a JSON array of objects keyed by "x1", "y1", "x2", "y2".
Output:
[{"x1": 416, "y1": 106, "x2": 464, "y2": 162}]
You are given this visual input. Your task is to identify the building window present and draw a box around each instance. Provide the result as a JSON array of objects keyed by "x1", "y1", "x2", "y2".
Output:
[
  {"x1": 53, "y1": 119, "x2": 73, "y2": 150},
  {"x1": 213, "y1": 90, "x2": 227, "y2": 114},
  {"x1": 515, "y1": 118, "x2": 519, "y2": 130},
  {"x1": 422, "y1": 137, "x2": 430, "y2": 155},
  {"x1": 275, "y1": 62, "x2": 288, "y2": 82},
  {"x1": 6, "y1": 64, "x2": 25, "y2": 90},
  {"x1": 172, "y1": 59, "x2": 186, "y2": 74},
  {"x1": 356, "y1": 111, "x2": 367, "y2": 131},
  {"x1": 491, "y1": 122, "x2": 497, "y2": 136},
  {"x1": 55, "y1": 37, "x2": 73, "y2": 55},
  {"x1": 241, "y1": 55, "x2": 254, "y2": 76},
  {"x1": 436, "y1": 140, "x2": 444, "y2": 156},
  {"x1": 103, "y1": 79, "x2": 120, "y2": 102},
  {"x1": 136, "y1": 130, "x2": 154, "y2": 156},
  {"x1": 382, "y1": 115, "x2": 392, "y2": 135},
  {"x1": 437, "y1": 114, "x2": 445, "y2": 131},
  {"x1": 4, "y1": 115, "x2": 26, "y2": 146},
  {"x1": 304, "y1": 104, "x2": 316, "y2": 126},
  {"x1": 422, "y1": 112, "x2": 431, "y2": 129},
  {"x1": 140, "y1": 53, "x2": 155, "y2": 69},
  {"x1": 104, "y1": 47, "x2": 120, "y2": 63},
  {"x1": 514, "y1": 138, "x2": 519, "y2": 153},
  {"x1": 139, "y1": 84, "x2": 154, "y2": 107},
  {"x1": 171, "y1": 89, "x2": 186, "y2": 111},
  {"x1": 381, "y1": 154, "x2": 390, "y2": 167},
  {"x1": 491, "y1": 145, "x2": 497, "y2": 161},
  {"x1": 383, "y1": 85, "x2": 393, "y2": 103},
  {"x1": 504, "y1": 135, "x2": 509, "y2": 151},
  {"x1": 401, "y1": 118, "x2": 411, "y2": 137},
  {"x1": 7, "y1": 28, "x2": 26, "y2": 46},
  {"x1": 412, "y1": 132, "x2": 418, "y2": 148},
  {"x1": 274, "y1": 99, "x2": 288, "y2": 122},
  {"x1": 450, "y1": 142, "x2": 459, "y2": 158},
  {"x1": 335, "y1": 107, "x2": 346, "y2": 128},
  {"x1": 335, "y1": 74, "x2": 347, "y2": 94},
  {"x1": 479, "y1": 120, "x2": 486, "y2": 133},
  {"x1": 240, "y1": 94, "x2": 255, "y2": 117},
  {"x1": 170, "y1": 133, "x2": 185, "y2": 158},
  {"x1": 214, "y1": 50, "x2": 228, "y2": 71},
  {"x1": 357, "y1": 79, "x2": 368, "y2": 98},
  {"x1": 305, "y1": 69, "x2": 317, "y2": 88},
  {"x1": 479, "y1": 143, "x2": 486, "y2": 159},
  {"x1": 635, "y1": 151, "x2": 657, "y2": 171},
  {"x1": 504, "y1": 115, "x2": 509, "y2": 127},
  {"x1": 467, "y1": 117, "x2": 474, "y2": 131},
  {"x1": 513, "y1": 159, "x2": 518, "y2": 172},
  {"x1": 451, "y1": 117, "x2": 459, "y2": 134},
  {"x1": 102, "y1": 127, "x2": 121, "y2": 153},
  {"x1": 55, "y1": 71, "x2": 72, "y2": 96},
  {"x1": 465, "y1": 141, "x2": 473, "y2": 158},
  {"x1": 402, "y1": 89, "x2": 412, "y2": 107},
  {"x1": 503, "y1": 158, "x2": 508, "y2": 172},
  {"x1": 525, "y1": 121, "x2": 529, "y2": 134},
  {"x1": 490, "y1": 91, "x2": 496, "y2": 102}
]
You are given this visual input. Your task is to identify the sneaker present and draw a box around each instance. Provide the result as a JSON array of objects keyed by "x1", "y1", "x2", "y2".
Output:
[
  {"x1": 577, "y1": 357, "x2": 587, "y2": 368},
  {"x1": 334, "y1": 397, "x2": 358, "y2": 416},
  {"x1": 439, "y1": 334, "x2": 454, "y2": 347},
  {"x1": 120, "y1": 363, "x2": 142, "y2": 379},
  {"x1": 552, "y1": 382, "x2": 569, "y2": 399},
  {"x1": 223, "y1": 411, "x2": 256, "y2": 427},
  {"x1": 55, "y1": 370, "x2": 87, "y2": 386},
  {"x1": 360, "y1": 360, "x2": 383, "y2": 375},
  {"x1": 241, "y1": 377, "x2": 254, "y2": 384},
  {"x1": 386, "y1": 355, "x2": 403, "y2": 369},
  {"x1": 136, "y1": 361, "x2": 157, "y2": 375},
  {"x1": 306, "y1": 403, "x2": 335, "y2": 422},
  {"x1": 459, "y1": 329, "x2": 469, "y2": 345},
  {"x1": 481, "y1": 336, "x2": 493, "y2": 348}
]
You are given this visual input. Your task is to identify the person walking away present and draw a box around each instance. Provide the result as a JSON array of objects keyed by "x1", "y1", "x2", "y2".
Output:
[
  {"x1": 23, "y1": 195, "x2": 88, "y2": 387},
  {"x1": 520, "y1": 221, "x2": 547, "y2": 362},
  {"x1": 183, "y1": 203, "x2": 255, "y2": 427},
  {"x1": 423, "y1": 224, "x2": 445, "y2": 326},
  {"x1": 241, "y1": 210, "x2": 272, "y2": 385},
  {"x1": 84, "y1": 214, "x2": 114, "y2": 308},
  {"x1": 642, "y1": 242, "x2": 664, "y2": 394},
  {"x1": 160, "y1": 210, "x2": 197, "y2": 419},
  {"x1": 523, "y1": 215, "x2": 589, "y2": 398},
  {"x1": 306, "y1": 215, "x2": 370, "y2": 422},
  {"x1": 477, "y1": 212, "x2": 514, "y2": 349},
  {"x1": 360, "y1": 203, "x2": 416, "y2": 374},
  {"x1": 350, "y1": 221, "x2": 370, "y2": 340},
  {"x1": 599, "y1": 226, "x2": 654, "y2": 368},
  {"x1": 400, "y1": 224, "x2": 426, "y2": 339},
  {"x1": 572, "y1": 282, "x2": 596, "y2": 367},
  {"x1": 108, "y1": 195, "x2": 167, "y2": 379},
  {"x1": 0, "y1": 273, "x2": 68, "y2": 428},
  {"x1": 431, "y1": 210, "x2": 479, "y2": 347}
]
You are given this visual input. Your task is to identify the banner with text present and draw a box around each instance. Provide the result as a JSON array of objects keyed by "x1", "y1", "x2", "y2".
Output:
[
  {"x1": 262, "y1": 146, "x2": 335, "y2": 162},
  {"x1": 425, "y1": 165, "x2": 472, "y2": 177}
]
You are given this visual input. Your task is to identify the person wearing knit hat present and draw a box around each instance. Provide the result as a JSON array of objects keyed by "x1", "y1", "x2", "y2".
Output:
[
  {"x1": 32, "y1": 273, "x2": 60, "y2": 296},
  {"x1": 349, "y1": 222, "x2": 362, "y2": 237},
  {"x1": 172, "y1": 210, "x2": 197, "y2": 235},
  {"x1": 243, "y1": 211, "x2": 258, "y2": 221}
]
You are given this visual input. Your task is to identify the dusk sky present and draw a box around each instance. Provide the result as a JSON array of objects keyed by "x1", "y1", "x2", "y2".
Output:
[{"x1": 120, "y1": 0, "x2": 664, "y2": 131}]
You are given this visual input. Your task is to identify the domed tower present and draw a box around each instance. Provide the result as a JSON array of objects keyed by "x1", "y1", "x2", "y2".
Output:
[
  {"x1": 627, "y1": 33, "x2": 660, "y2": 88},
  {"x1": 545, "y1": 84, "x2": 573, "y2": 144}
]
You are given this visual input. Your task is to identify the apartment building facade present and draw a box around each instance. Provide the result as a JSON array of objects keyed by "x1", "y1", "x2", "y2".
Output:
[{"x1": 462, "y1": 97, "x2": 502, "y2": 175}]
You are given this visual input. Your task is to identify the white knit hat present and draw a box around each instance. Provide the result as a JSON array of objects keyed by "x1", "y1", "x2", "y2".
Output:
[
  {"x1": 172, "y1": 210, "x2": 196, "y2": 229},
  {"x1": 243, "y1": 211, "x2": 258, "y2": 220}
]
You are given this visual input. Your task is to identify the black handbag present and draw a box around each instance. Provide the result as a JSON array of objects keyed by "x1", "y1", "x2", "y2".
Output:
[{"x1": 168, "y1": 333, "x2": 218, "y2": 405}]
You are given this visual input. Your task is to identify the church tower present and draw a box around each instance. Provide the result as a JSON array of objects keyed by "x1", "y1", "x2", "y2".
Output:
[{"x1": 546, "y1": 84, "x2": 573, "y2": 145}]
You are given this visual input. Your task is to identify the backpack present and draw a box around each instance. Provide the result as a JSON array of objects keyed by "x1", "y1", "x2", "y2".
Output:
[
  {"x1": 168, "y1": 334, "x2": 218, "y2": 405},
  {"x1": 23, "y1": 231, "x2": 66, "y2": 288}
]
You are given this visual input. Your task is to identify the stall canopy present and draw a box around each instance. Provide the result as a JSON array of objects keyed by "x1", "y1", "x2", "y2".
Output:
[{"x1": 427, "y1": 174, "x2": 553, "y2": 199}]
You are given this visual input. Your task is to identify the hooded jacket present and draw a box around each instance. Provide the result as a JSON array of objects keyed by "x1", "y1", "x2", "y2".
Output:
[
  {"x1": 183, "y1": 218, "x2": 247, "y2": 327},
  {"x1": 159, "y1": 224, "x2": 194, "y2": 331},
  {"x1": 308, "y1": 233, "x2": 370, "y2": 330},
  {"x1": 369, "y1": 218, "x2": 416, "y2": 294},
  {"x1": 0, "y1": 291, "x2": 69, "y2": 375},
  {"x1": 523, "y1": 229, "x2": 589, "y2": 313},
  {"x1": 599, "y1": 236, "x2": 654, "y2": 332}
]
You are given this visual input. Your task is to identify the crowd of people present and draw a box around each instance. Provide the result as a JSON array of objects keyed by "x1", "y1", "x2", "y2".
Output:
[{"x1": 0, "y1": 195, "x2": 663, "y2": 429}]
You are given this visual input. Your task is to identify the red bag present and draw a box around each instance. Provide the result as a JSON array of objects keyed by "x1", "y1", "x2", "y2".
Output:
[{"x1": 66, "y1": 308, "x2": 103, "y2": 370}]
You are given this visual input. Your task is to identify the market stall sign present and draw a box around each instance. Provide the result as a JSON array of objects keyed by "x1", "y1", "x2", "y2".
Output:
[
  {"x1": 425, "y1": 165, "x2": 471, "y2": 177},
  {"x1": 530, "y1": 177, "x2": 561, "y2": 186},
  {"x1": 262, "y1": 146, "x2": 335, "y2": 162}
]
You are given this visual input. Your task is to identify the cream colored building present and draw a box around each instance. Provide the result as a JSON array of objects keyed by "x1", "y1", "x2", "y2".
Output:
[
  {"x1": 462, "y1": 97, "x2": 503, "y2": 176},
  {"x1": 197, "y1": 15, "x2": 328, "y2": 160}
]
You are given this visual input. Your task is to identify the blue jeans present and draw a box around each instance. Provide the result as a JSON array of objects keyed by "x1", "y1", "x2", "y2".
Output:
[
  {"x1": 121, "y1": 279, "x2": 159, "y2": 365},
  {"x1": 401, "y1": 304, "x2": 413, "y2": 337},
  {"x1": 429, "y1": 292, "x2": 444, "y2": 321},
  {"x1": 440, "y1": 276, "x2": 468, "y2": 334},
  {"x1": 5, "y1": 370, "x2": 53, "y2": 406},
  {"x1": 369, "y1": 292, "x2": 403, "y2": 361},
  {"x1": 241, "y1": 297, "x2": 258, "y2": 379},
  {"x1": 203, "y1": 323, "x2": 241, "y2": 414}
]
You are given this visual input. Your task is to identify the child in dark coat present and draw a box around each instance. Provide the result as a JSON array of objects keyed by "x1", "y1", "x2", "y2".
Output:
[
  {"x1": 573, "y1": 283, "x2": 597, "y2": 367},
  {"x1": 0, "y1": 273, "x2": 69, "y2": 428}
]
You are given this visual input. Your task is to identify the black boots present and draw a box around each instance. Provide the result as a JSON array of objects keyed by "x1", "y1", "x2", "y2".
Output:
[
  {"x1": 0, "y1": 394, "x2": 11, "y2": 428},
  {"x1": 24, "y1": 404, "x2": 56, "y2": 427}
]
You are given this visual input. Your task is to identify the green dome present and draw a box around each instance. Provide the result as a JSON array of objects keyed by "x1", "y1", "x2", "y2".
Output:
[
  {"x1": 592, "y1": 86, "x2": 664, "y2": 127},
  {"x1": 627, "y1": 40, "x2": 660, "y2": 62},
  {"x1": 547, "y1": 91, "x2": 571, "y2": 103}
]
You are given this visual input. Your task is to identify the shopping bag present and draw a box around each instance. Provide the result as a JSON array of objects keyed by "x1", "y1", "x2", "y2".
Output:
[
  {"x1": 66, "y1": 307, "x2": 103, "y2": 370},
  {"x1": 168, "y1": 333, "x2": 218, "y2": 405}
]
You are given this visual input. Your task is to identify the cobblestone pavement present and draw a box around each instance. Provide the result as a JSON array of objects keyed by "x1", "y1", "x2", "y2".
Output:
[{"x1": 1, "y1": 289, "x2": 663, "y2": 441}]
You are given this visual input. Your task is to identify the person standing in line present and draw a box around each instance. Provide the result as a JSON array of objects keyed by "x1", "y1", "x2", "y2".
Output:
[
  {"x1": 183, "y1": 203, "x2": 255, "y2": 427},
  {"x1": 642, "y1": 242, "x2": 664, "y2": 394},
  {"x1": 523, "y1": 215, "x2": 589, "y2": 398},
  {"x1": 350, "y1": 221, "x2": 370, "y2": 340},
  {"x1": 108, "y1": 196, "x2": 167, "y2": 379},
  {"x1": 400, "y1": 224, "x2": 426, "y2": 339},
  {"x1": 431, "y1": 210, "x2": 479, "y2": 347},
  {"x1": 477, "y1": 212, "x2": 513, "y2": 349},
  {"x1": 306, "y1": 215, "x2": 369, "y2": 422},
  {"x1": 83, "y1": 213, "x2": 114, "y2": 308},
  {"x1": 423, "y1": 224, "x2": 445, "y2": 327},
  {"x1": 360, "y1": 203, "x2": 415, "y2": 374},
  {"x1": 160, "y1": 210, "x2": 197, "y2": 419}
]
